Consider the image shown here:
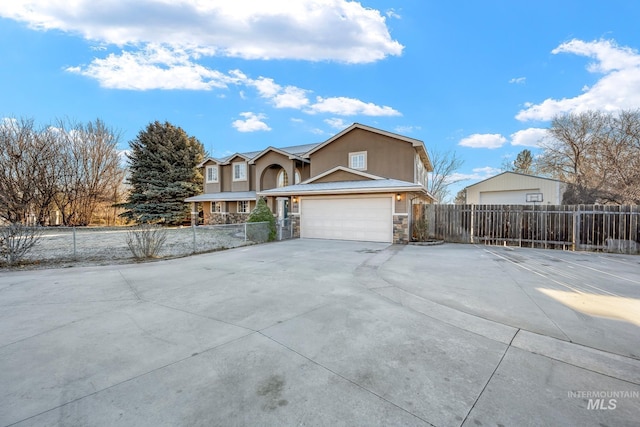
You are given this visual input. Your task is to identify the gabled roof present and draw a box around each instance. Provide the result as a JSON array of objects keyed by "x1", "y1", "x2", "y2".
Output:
[
  {"x1": 465, "y1": 171, "x2": 566, "y2": 189},
  {"x1": 197, "y1": 157, "x2": 222, "y2": 168},
  {"x1": 219, "y1": 152, "x2": 255, "y2": 165},
  {"x1": 303, "y1": 123, "x2": 433, "y2": 171},
  {"x1": 199, "y1": 143, "x2": 322, "y2": 167},
  {"x1": 302, "y1": 166, "x2": 384, "y2": 184},
  {"x1": 247, "y1": 146, "x2": 310, "y2": 165}
]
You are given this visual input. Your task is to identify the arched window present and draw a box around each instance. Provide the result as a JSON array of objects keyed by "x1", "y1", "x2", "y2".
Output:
[
  {"x1": 277, "y1": 169, "x2": 288, "y2": 187},
  {"x1": 294, "y1": 169, "x2": 301, "y2": 184}
]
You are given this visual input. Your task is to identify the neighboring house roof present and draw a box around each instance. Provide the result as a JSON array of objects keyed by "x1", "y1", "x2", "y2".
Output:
[
  {"x1": 258, "y1": 178, "x2": 431, "y2": 197},
  {"x1": 303, "y1": 123, "x2": 433, "y2": 171},
  {"x1": 185, "y1": 191, "x2": 256, "y2": 202},
  {"x1": 465, "y1": 171, "x2": 565, "y2": 189}
]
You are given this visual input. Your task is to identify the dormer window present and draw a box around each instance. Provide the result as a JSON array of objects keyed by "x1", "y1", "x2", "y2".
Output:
[
  {"x1": 206, "y1": 165, "x2": 218, "y2": 183},
  {"x1": 349, "y1": 151, "x2": 367, "y2": 170},
  {"x1": 233, "y1": 161, "x2": 247, "y2": 181}
]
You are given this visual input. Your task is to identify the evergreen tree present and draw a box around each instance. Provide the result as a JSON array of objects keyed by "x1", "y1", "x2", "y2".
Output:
[
  {"x1": 512, "y1": 149, "x2": 534, "y2": 174},
  {"x1": 121, "y1": 121, "x2": 204, "y2": 224}
]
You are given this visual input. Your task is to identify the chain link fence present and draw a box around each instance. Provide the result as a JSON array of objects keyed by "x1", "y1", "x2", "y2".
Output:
[{"x1": 12, "y1": 222, "x2": 272, "y2": 267}]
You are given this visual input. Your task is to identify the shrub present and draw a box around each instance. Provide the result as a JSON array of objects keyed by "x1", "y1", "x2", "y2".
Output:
[
  {"x1": 0, "y1": 223, "x2": 42, "y2": 265},
  {"x1": 247, "y1": 198, "x2": 276, "y2": 242},
  {"x1": 125, "y1": 224, "x2": 168, "y2": 259},
  {"x1": 412, "y1": 217, "x2": 430, "y2": 242}
]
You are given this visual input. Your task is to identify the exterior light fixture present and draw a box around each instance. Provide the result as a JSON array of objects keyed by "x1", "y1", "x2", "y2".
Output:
[
  {"x1": 396, "y1": 193, "x2": 402, "y2": 201},
  {"x1": 292, "y1": 196, "x2": 298, "y2": 203}
]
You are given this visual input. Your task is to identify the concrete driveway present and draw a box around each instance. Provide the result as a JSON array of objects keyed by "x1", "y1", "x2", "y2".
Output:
[{"x1": 1, "y1": 240, "x2": 639, "y2": 426}]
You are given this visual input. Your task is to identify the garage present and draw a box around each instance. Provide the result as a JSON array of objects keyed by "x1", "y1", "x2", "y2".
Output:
[
  {"x1": 300, "y1": 196, "x2": 393, "y2": 243},
  {"x1": 479, "y1": 189, "x2": 539, "y2": 204}
]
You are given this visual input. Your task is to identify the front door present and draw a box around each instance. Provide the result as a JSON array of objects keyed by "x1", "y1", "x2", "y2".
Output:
[{"x1": 276, "y1": 197, "x2": 289, "y2": 221}]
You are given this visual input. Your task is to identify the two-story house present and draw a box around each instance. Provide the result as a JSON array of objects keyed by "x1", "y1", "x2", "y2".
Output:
[{"x1": 185, "y1": 123, "x2": 434, "y2": 243}]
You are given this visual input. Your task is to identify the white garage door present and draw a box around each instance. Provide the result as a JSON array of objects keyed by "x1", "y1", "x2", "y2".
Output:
[{"x1": 301, "y1": 197, "x2": 392, "y2": 243}]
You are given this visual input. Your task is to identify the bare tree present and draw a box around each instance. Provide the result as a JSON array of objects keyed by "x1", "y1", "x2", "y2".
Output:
[
  {"x1": 53, "y1": 119, "x2": 123, "y2": 225},
  {"x1": 0, "y1": 117, "x2": 124, "y2": 226},
  {"x1": 0, "y1": 118, "x2": 59, "y2": 224},
  {"x1": 427, "y1": 147, "x2": 464, "y2": 203},
  {"x1": 539, "y1": 110, "x2": 640, "y2": 204}
]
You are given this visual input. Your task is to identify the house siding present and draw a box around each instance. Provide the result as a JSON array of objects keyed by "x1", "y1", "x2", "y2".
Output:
[
  {"x1": 313, "y1": 170, "x2": 371, "y2": 183},
  {"x1": 309, "y1": 128, "x2": 415, "y2": 182}
]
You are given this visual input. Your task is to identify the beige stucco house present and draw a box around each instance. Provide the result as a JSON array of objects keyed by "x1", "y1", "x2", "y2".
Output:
[
  {"x1": 185, "y1": 123, "x2": 435, "y2": 243},
  {"x1": 464, "y1": 172, "x2": 567, "y2": 205}
]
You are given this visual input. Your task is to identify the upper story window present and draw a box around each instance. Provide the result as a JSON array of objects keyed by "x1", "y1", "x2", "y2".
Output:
[
  {"x1": 206, "y1": 165, "x2": 218, "y2": 183},
  {"x1": 277, "y1": 169, "x2": 288, "y2": 188},
  {"x1": 233, "y1": 161, "x2": 247, "y2": 181},
  {"x1": 349, "y1": 151, "x2": 367, "y2": 170},
  {"x1": 294, "y1": 169, "x2": 301, "y2": 184}
]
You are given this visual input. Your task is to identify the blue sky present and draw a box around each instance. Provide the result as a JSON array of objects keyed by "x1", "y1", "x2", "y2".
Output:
[{"x1": 2, "y1": 1, "x2": 640, "y2": 199}]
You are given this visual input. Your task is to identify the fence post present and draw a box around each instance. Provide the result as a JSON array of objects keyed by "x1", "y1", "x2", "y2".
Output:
[
  {"x1": 572, "y1": 205, "x2": 579, "y2": 251},
  {"x1": 244, "y1": 223, "x2": 247, "y2": 242},
  {"x1": 192, "y1": 224, "x2": 196, "y2": 254},
  {"x1": 470, "y1": 205, "x2": 475, "y2": 244},
  {"x1": 72, "y1": 226, "x2": 77, "y2": 259}
]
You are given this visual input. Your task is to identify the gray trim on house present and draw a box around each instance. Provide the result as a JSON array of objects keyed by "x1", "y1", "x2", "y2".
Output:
[
  {"x1": 258, "y1": 179, "x2": 428, "y2": 197},
  {"x1": 185, "y1": 191, "x2": 257, "y2": 202}
]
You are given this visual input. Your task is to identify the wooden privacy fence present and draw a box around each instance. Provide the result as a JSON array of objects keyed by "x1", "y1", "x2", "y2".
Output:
[{"x1": 413, "y1": 204, "x2": 640, "y2": 254}]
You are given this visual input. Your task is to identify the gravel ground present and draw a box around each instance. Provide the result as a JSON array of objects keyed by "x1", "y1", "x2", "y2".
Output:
[{"x1": 1, "y1": 224, "x2": 268, "y2": 270}]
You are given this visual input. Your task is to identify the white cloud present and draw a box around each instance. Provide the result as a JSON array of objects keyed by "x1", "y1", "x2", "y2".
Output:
[
  {"x1": 2, "y1": 0, "x2": 402, "y2": 63},
  {"x1": 386, "y1": 9, "x2": 401, "y2": 19},
  {"x1": 66, "y1": 45, "x2": 242, "y2": 90},
  {"x1": 324, "y1": 118, "x2": 349, "y2": 129},
  {"x1": 272, "y1": 87, "x2": 310, "y2": 109},
  {"x1": 510, "y1": 128, "x2": 548, "y2": 147},
  {"x1": 449, "y1": 166, "x2": 501, "y2": 183},
  {"x1": 517, "y1": 39, "x2": 640, "y2": 121},
  {"x1": 394, "y1": 125, "x2": 421, "y2": 134},
  {"x1": 251, "y1": 77, "x2": 281, "y2": 98},
  {"x1": 232, "y1": 112, "x2": 271, "y2": 132},
  {"x1": 509, "y1": 77, "x2": 526, "y2": 84},
  {"x1": 307, "y1": 96, "x2": 401, "y2": 116},
  {"x1": 459, "y1": 133, "x2": 507, "y2": 149}
]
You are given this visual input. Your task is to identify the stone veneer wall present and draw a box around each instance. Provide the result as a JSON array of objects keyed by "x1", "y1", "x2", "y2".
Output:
[
  {"x1": 393, "y1": 214, "x2": 409, "y2": 244},
  {"x1": 290, "y1": 214, "x2": 300, "y2": 238},
  {"x1": 207, "y1": 212, "x2": 250, "y2": 225}
]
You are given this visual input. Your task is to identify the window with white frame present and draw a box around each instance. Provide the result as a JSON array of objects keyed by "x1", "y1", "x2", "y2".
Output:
[
  {"x1": 349, "y1": 151, "x2": 367, "y2": 170},
  {"x1": 237, "y1": 200, "x2": 250, "y2": 213},
  {"x1": 206, "y1": 165, "x2": 218, "y2": 183},
  {"x1": 294, "y1": 169, "x2": 301, "y2": 184},
  {"x1": 211, "y1": 201, "x2": 223, "y2": 213},
  {"x1": 277, "y1": 169, "x2": 288, "y2": 188},
  {"x1": 233, "y1": 162, "x2": 247, "y2": 181}
]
